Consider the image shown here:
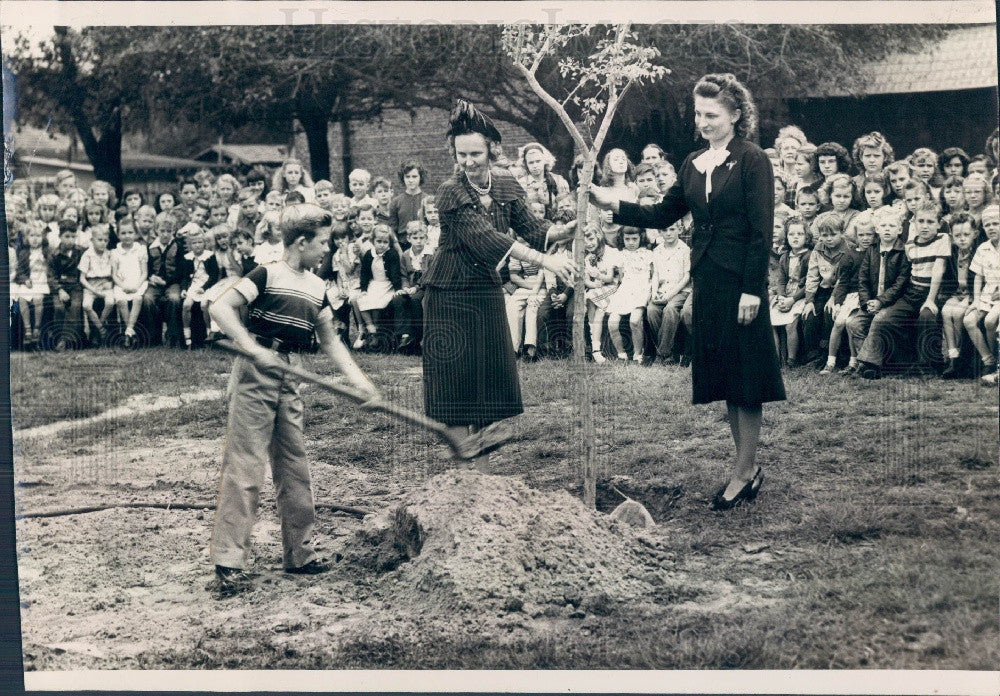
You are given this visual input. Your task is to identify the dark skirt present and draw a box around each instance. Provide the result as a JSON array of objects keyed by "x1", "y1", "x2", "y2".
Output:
[
  {"x1": 422, "y1": 285, "x2": 523, "y2": 427},
  {"x1": 691, "y1": 257, "x2": 786, "y2": 406}
]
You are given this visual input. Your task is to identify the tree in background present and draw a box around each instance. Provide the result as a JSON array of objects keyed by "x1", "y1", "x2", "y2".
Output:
[{"x1": 503, "y1": 23, "x2": 667, "y2": 509}]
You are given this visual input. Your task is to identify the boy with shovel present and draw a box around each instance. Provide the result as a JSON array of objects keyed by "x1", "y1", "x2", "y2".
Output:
[{"x1": 207, "y1": 203, "x2": 379, "y2": 598}]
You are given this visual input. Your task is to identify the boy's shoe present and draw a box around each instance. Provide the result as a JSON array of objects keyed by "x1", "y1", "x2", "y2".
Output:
[
  {"x1": 591, "y1": 351, "x2": 607, "y2": 364},
  {"x1": 858, "y1": 361, "x2": 881, "y2": 380},
  {"x1": 397, "y1": 334, "x2": 415, "y2": 352},
  {"x1": 285, "y1": 558, "x2": 333, "y2": 575},
  {"x1": 941, "y1": 358, "x2": 960, "y2": 379},
  {"x1": 212, "y1": 565, "x2": 253, "y2": 598},
  {"x1": 982, "y1": 371, "x2": 999, "y2": 386},
  {"x1": 819, "y1": 364, "x2": 836, "y2": 375},
  {"x1": 351, "y1": 336, "x2": 365, "y2": 350},
  {"x1": 839, "y1": 364, "x2": 859, "y2": 376}
]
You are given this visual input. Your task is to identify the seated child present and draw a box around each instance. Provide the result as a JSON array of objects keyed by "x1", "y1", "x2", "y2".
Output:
[
  {"x1": 396, "y1": 221, "x2": 435, "y2": 350},
  {"x1": 850, "y1": 207, "x2": 914, "y2": 379},
  {"x1": 583, "y1": 227, "x2": 620, "y2": 363},
  {"x1": 179, "y1": 229, "x2": 219, "y2": 347},
  {"x1": 48, "y1": 223, "x2": 85, "y2": 350},
  {"x1": 646, "y1": 220, "x2": 691, "y2": 364},
  {"x1": 253, "y1": 211, "x2": 285, "y2": 265},
  {"x1": 14, "y1": 223, "x2": 51, "y2": 346},
  {"x1": 78, "y1": 224, "x2": 116, "y2": 345},
  {"x1": 822, "y1": 217, "x2": 876, "y2": 375},
  {"x1": 963, "y1": 203, "x2": 1000, "y2": 376},
  {"x1": 352, "y1": 225, "x2": 402, "y2": 349},
  {"x1": 110, "y1": 221, "x2": 149, "y2": 347},
  {"x1": 770, "y1": 215, "x2": 811, "y2": 366},
  {"x1": 940, "y1": 213, "x2": 978, "y2": 377},
  {"x1": 605, "y1": 227, "x2": 655, "y2": 363},
  {"x1": 903, "y1": 200, "x2": 951, "y2": 372},
  {"x1": 801, "y1": 211, "x2": 851, "y2": 365}
]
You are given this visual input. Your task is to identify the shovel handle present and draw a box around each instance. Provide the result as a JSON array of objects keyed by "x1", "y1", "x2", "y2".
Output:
[{"x1": 213, "y1": 339, "x2": 472, "y2": 460}]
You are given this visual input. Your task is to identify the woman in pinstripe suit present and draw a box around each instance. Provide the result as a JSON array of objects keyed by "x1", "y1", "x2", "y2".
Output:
[{"x1": 421, "y1": 101, "x2": 577, "y2": 460}]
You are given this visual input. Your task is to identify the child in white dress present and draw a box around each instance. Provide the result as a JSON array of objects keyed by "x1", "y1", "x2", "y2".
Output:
[
  {"x1": 583, "y1": 227, "x2": 620, "y2": 363},
  {"x1": 110, "y1": 222, "x2": 149, "y2": 347},
  {"x1": 605, "y1": 227, "x2": 656, "y2": 362}
]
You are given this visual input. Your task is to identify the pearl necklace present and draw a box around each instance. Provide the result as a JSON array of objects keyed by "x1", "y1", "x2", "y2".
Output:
[{"x1": 465, "y1": 169, "x2": 492, "y2": 196}]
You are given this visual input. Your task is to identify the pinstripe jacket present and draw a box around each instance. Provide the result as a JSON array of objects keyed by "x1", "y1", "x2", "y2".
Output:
[{"x1": 422, "y1": 169, "x2": 551, "y2": 290}]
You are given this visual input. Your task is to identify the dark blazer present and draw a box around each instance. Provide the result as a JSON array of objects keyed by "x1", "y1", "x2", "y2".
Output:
[
  {"x1": 178, "y1": 252, "x2": 220, "y2": 292},
  {"x1": 422, "y1": 169, "x2": 550, "y2": 290},
  {"x1": 615, "y1": 136, "x2": 774, "y2": 299},
  {"x1": 832, "y1": 246, "x2": 865, "y2": 306},
  {"x1": 360, "y1": 246, "x2": 403, "y2": 292},
  {"x1": 857, "y1": 240, "x2": 910, "y2": 307},
  {"x1": 47, "y1": 247, "x2": 83, "y2": 293},
  {"x1": 772, "y1": 249, "x2": 810, "y2": 301}
]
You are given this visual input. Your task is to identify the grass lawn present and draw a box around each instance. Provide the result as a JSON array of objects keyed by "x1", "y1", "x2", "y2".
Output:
[{"x1": 10, "y1": 346, "x2": 999, "y2": 670}]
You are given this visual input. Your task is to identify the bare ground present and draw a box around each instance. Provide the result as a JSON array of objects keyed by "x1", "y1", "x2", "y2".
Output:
[{"x1": 11, "y1": 350, "x2": 1000, "y2": 670}]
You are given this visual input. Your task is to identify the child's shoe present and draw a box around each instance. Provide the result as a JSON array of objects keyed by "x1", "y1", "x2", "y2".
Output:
[
  {"x1": 591, "y1": 350, "x2": 606, "y2": 364},
  {"x1": 819, "y1": 364, "x2": 836, "y2": 375},
  {"x1": 839, "y1": 363, "x2": 859, "y2": 376},
  {"x1": 352, "y1": 335, "x2": 365, "y2": 350}
]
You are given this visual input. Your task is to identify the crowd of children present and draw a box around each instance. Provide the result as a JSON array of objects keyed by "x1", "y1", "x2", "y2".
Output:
[{"x1": 6, "y1": 127, "x2": 999, "y2": 384}]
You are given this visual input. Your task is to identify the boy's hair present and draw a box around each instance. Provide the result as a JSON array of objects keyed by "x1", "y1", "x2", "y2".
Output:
[
  {"x1": 236, "y1": 187, "x2": 260, "y2": 203},
  {"x1": 136, "y1": 204, "x2": 156, "y2": 217},
  {"x1": 348, "y1": 168, "x2": 371, "y2": 183},
  {"x1": 783, "y1": 214, "x2": 809, "y2": 239},
  {"x1": 795, "y1": 186, "x2": 820, "y2": 206},
  {"x1": 169, "y1": 207, "x2": 190, "y2": 226},
  {"x1": 193, "y1": 199, "x2": 211, "y2": 213},
  {"x1": 178, "y1": 222, "x2": 203, "y2": 238},
  {"x1": 633, "y1": 163, "x2": 655, "y2": 179},
  {"x1": 913, "y1": 200, "x2": 941, "y2": 217},
  {"x1": 370, "y1": 176, "x2": 392, "y2": 193},
  {"x1": 279, "y1": 203, "x2": 332, "y2": 246},
  {"x1": 284, "y1": 190, "x2": 306, "y2": 205},
  {"x1": 872, "y1": 206, "x2": 903, "y2": 228},
  {"x1": 397, "y1": 160, "x2": 426, "y2": 185},
  {"x1": 330, "y1": 192, "x2": 348, "y2": 205},
  {"x1": 244, "y1": 169, "x2": 268, "y2": 186},
  {"x1": 372, "y1": 223, "x2": 393, "y2": 239},
  {"x1": 154, "y1": 212, "x2": 178, "y2": 232},
  {"x1": 58, "y1": 219, "x2": 78, "y2": 235},
  {"x1": 265, "y1": 190, "x2": 284, "y2": 203},
  {"x1": 883, "y1": 161, "x2": 910, "y2": 181},
  {"x1": 230, "y1": 228, "x2": 254, "y2": 245},
  {"x1": 902, "y1": 179, "x2": 930, "y2": 198},
  {"x1": 180, "y1": 178, "x2": 199, "y2": 190},
  {"x1": 813, "y1": 211, "x2": 846, "y2": 236},
  {"x1": 405, "y1": 220, "x2": 427, "y2": 235},
  {"x1": 122, "y1": 189, "x2": 144, "y2": 204},
  {"x1": 90, "y1": 223, "x2": 110, "y2": 239},
  {"x1": 117, "y1": 218, "x2": 137, "y2": 233},
  {"x1": 980, "y1": 203, "x2": 999, "y2": 220},
  {"x1": 209, "y1": 204, "x2": 228, "y2": 215},
  {"x1": 36, "y1": 193, "x2": 60, "y2": 209},
  {"x1": 212, "y1": 223, "x2": 234, "y2": 239},
  {"x1": 354, "y1": 201, "x2": 376, "y2": 216},
  {"x1": 823, "y1": 173, "x2": 855, "y2": 200},
  {"x1": 852, "y1": 210, "x2": 875, "y2": 234},
  {"x1": 314, "y1": 179, "x2": 335, "y2": 193},
  {"x1": 946, "y1": 212, "x2": 974, "y2": 233}
]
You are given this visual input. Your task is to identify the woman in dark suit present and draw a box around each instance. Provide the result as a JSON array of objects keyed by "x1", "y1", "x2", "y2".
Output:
[
  {"x1": 590, "y1": 73, "x2": 786, "y2": 510},
  {"x1": 422, "y1": 101, "x2": 576, "y2": 461}
]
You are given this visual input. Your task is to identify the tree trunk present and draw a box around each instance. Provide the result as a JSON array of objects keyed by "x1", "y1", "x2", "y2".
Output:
[
  {"x1": 299, "y1": 104, "x2": 331, "y2": 182},
  {"x1": 573, "y1": 159, "x2": 597, "y2": 508}
]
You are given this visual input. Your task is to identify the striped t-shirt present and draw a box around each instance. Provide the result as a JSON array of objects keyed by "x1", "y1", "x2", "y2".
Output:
[
  {"x1": 905, "y1": 233, "x2": 951, "y2": 288},
  {"x1": 235, "y1": 262, "x2": 332, "y2": 351}
]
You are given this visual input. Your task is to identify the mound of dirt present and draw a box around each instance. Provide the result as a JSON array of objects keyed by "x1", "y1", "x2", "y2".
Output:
[{"x1": 345, "y1": 470, "x2": 675, "y2": 612}]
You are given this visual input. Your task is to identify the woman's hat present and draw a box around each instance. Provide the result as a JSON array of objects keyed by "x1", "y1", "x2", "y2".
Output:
[{"x1": 446, "y1": 99, "x2": 502, "y2": 143}]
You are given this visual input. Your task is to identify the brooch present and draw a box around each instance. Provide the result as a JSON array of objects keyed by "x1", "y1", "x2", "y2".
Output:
[{"x1": 726, "y1": 162, "x2": 735, "y2": 170}]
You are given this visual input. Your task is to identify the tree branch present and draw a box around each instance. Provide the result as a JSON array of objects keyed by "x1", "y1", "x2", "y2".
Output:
[{"x1": 512, "y1": 61, "x2": 588, "y2": 156}]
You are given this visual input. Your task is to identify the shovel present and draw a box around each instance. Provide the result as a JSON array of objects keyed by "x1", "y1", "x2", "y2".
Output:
[{"x1": 213, "y1": 339, "x2": 512, "y2": 461}]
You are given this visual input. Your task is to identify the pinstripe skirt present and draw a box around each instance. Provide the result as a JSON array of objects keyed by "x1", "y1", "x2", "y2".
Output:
[{"x1": 422, "y1": 285, "x2": 523, "y2": 427}]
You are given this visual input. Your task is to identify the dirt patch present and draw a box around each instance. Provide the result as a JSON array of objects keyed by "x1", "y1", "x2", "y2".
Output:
[{"x1": 346, "y1": 469, "x2": 675, "y2": 612}]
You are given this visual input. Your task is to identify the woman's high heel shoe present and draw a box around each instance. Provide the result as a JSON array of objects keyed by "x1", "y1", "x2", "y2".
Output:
[
  {"x1": 746, "y1": 467, "x2": 764, "y2": 501},
  {"x1": 709, "y1": 476, "x2": 754, "y2": 511}
]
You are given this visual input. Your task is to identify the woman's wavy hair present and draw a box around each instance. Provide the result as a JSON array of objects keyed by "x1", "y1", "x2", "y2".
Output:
[
  {"x1": 851, "y1": 132, "x2": 895, "y2": 171},
  {"x1": 692, "y1": 73, "x2": 758, "y2": 140},
  {"x1": 598, "y1": 148, "x2": 636, "y2": 186},
  {"x1": 938, "y1": 147, "x2": 970, "y2": 177},
  {"x1": 815, "y1": 142, "x2": 852, "y2": 175}
]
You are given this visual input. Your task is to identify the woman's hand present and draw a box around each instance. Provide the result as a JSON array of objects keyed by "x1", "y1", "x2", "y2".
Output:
[
  {"x1": 738, "y1": 293, "x2": 760, "y2": 325},
  {"x1": 543, "y1": 254, "x2": 578, "y2": 286},
  {"x1": 588, "y1": 186, "x2": 620, "y2": 213}
]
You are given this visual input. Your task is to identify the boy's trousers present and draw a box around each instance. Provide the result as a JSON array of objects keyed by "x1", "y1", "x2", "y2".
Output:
[{"x1": 210, "y1": 353, "x2": 318, "y2": 570}]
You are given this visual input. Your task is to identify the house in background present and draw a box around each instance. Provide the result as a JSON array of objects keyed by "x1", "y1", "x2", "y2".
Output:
[
  {"x1": 194, "y1": 143, "x2": 290, "y2": 173},
  {"x1": 781, "y1": 24, "x2": 998, "y2": 158}
]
